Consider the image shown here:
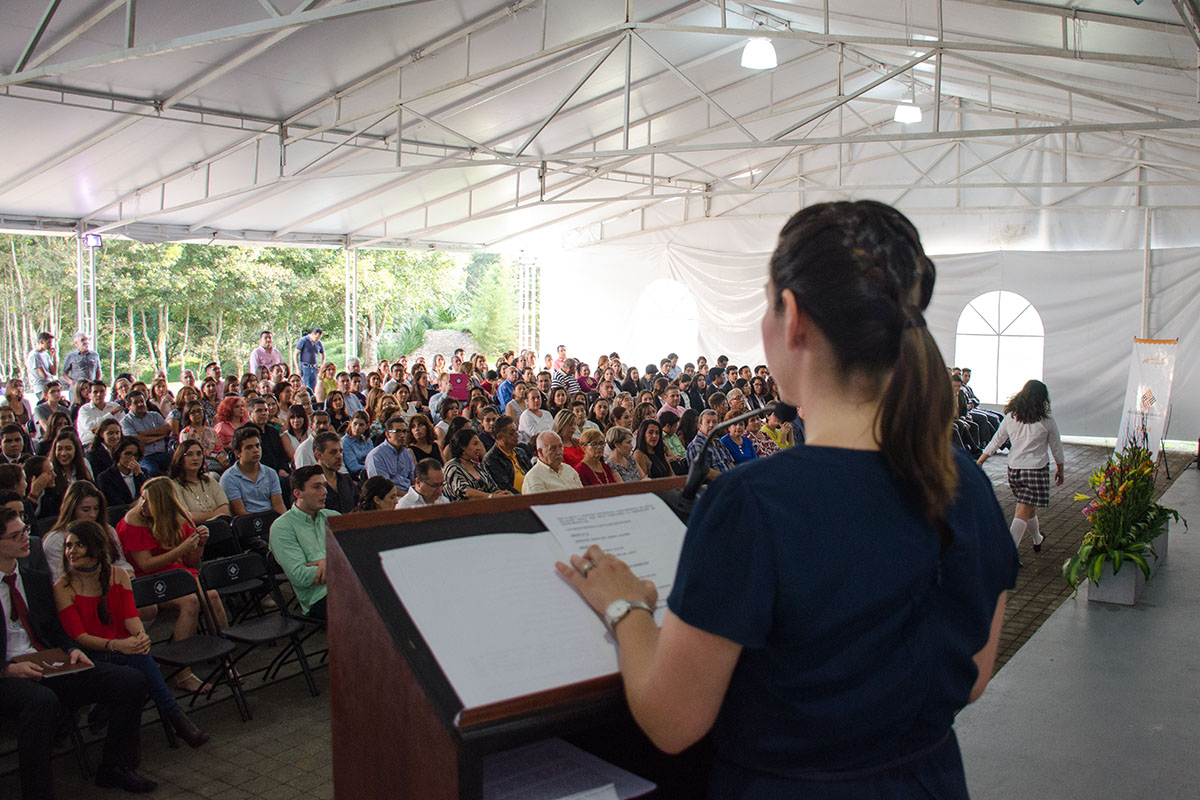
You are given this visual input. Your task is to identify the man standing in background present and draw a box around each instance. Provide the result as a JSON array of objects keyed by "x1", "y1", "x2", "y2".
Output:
[
  {"x1": 25, "y1": 332, "x2": 57, "y2": 398},
  {"x1": 295, "y1": 328, "x2": 325, "y2": 392},
  {"x1": 61, "y1": 332, "x2": 102, "y2": 389}
]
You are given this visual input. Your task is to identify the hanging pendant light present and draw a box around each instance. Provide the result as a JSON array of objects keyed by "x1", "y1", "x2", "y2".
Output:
[
  {"x1": 740, "y1": 38, "x2": 777, "y2": 70},
  {"x1": 893, "y1": 103, "x2": 923, "y2": 124}
]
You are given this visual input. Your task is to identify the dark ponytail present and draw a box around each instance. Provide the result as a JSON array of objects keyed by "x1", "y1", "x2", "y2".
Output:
[{"x1": 770, "y1": 201, "x2": 957, "y2": 545}]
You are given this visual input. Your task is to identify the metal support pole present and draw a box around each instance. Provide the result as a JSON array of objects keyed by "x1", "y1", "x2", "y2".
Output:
[
  {"x1": 75, "y1": 230, "x2": 85, "y2": 336},
  {"x1": 344, "y1": 247, "x2": 359, "y2": 360},
  {"x1": 1142, "y1": 209, "x2": 1152, "y2": 338}
]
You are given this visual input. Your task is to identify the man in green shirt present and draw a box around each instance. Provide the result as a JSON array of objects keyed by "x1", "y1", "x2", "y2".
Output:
[{"x1": 268, "y1": 465, "x2": 339, "y2": 619}]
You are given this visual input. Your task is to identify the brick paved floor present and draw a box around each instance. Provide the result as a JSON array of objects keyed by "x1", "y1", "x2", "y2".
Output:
[{"x1": 3, "y1": 442, "x2": 1193, "y2": 797}]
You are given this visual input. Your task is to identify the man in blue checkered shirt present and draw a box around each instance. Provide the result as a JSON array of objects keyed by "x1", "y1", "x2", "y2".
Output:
[{"x1": 686, "y1": 409, "x2": 735, "y2": 483}]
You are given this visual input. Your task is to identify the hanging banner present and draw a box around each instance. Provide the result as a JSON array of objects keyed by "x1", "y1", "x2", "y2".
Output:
[{"x1": 1115, "y1": 338, "x2": 1178, "y2": 459}]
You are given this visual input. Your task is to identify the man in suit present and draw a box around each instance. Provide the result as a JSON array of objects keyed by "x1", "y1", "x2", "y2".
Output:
[{"x1": 0, "y1": 507, "x2": 156, "y2": 797}]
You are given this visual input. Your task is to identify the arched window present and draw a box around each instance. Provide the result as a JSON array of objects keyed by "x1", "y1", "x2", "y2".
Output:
[{"x1": 954, "y1": 291, "x2": 1044, "y2": 405}]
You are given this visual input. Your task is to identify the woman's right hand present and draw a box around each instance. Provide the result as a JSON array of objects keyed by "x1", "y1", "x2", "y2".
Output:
[{"x1": 31, "y1": 469, "x2": 54, "y2": 495}]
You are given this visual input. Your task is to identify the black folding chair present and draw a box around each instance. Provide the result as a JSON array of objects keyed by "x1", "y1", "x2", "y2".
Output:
[
  {"x1": 130, "y1": 569, "x2": 251, "y2": 721},
  {"x1": 230, "y1": 510, "x2": 278, "y2": 558},
  {"x1": 199, "y1": 554, "x2": 319, "y2": 697},
  {"x1": 107, "y1": 503, "x2": 130, "y2": 526}
]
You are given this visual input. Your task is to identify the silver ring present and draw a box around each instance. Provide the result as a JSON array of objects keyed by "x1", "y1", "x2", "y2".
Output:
[{"x1": 580, "y1": 559, "x2": 597, "y2": 576}]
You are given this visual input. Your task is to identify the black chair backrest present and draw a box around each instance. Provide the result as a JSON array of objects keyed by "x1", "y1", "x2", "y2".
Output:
[
  {"x1": 107, "y1": 504, "x2": 130, "y2": 526},
  {"x1": 231, "y1": 510, "x2": 278, "y2": 542},
  {"x1": 131, "y1": 568, "x2": 202, "y2": 608},
  {"x1": 199, "y1": 553, "x2": 269, "y2": 591}
]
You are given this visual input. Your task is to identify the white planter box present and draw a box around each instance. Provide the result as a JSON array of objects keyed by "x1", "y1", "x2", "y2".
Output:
[{"x1": 1086, "y1": 530, "x2": 1167, "y2": 606}]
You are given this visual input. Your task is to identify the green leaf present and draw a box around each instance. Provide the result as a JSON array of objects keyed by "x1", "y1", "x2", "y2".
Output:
[
  {"x1": 1089, "y1": 555, "x2": 1106, "y2": 585},
  {"x1": 1126, "y1": 553, "x2": 1151, "y2": 580}
]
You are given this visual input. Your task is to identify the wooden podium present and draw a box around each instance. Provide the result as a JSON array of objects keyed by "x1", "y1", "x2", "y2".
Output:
[{"x1": 326, "y1": 477, "x2": 713, "y2": 799}]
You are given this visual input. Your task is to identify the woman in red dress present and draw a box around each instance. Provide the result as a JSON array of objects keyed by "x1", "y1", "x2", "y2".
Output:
[{"x1": 116, "y1": 476, "x2": 228, "y2": 693}]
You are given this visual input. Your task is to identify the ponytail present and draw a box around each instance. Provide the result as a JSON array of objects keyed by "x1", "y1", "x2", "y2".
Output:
[{"x1": 877, "y1": 326, "x2": 957, "y2": 549}]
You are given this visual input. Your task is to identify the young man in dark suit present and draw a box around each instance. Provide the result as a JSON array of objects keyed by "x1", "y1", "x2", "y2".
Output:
[{"x1": 0, "y1": 507, "x2": 156, "y2": 797}]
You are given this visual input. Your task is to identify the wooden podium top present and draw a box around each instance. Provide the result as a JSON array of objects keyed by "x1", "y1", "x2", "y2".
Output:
[{"x1": 327, "y1": 477, "x2": 686, "y2": 747}]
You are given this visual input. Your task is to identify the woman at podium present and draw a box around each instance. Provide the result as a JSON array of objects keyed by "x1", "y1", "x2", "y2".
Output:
[{"x1": 558, "y1": 201, "x2": 1017, "y2": 799}]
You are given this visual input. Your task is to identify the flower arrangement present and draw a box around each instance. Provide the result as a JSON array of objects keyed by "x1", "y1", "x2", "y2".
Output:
[{"x1": 1063, "y1": 443, "x2": 1182, "y2": 589}]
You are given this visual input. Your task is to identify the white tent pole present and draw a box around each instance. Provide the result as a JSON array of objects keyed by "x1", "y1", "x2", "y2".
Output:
[{"x1": 1142, "y1": 208, "x2": 1152, "y2": 339}]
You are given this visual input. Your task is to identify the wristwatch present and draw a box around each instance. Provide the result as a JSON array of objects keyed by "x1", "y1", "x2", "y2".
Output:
[{"x1": 604, "y1": 599, "x2": 655, "y2": 633}]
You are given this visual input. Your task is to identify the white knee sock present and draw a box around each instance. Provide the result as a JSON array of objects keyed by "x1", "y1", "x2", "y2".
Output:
[
  {"x1": 1028, "y1": 516, "x2": 1042, "y2": 545},
  {"x1": 1010, "y1": 517, "x2": 1027, "y2": 547}
]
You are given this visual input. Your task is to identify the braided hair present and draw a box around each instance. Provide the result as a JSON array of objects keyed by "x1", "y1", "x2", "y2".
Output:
[{"x1": 769, "y1": 201, "x2": 956, "y2": 546}]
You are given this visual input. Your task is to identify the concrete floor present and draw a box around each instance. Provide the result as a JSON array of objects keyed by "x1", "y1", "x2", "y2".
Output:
[
  {"x1": 2, "y1": 443, "x2": 1194, "y2": 799},
  {"x1": 957, "y1": 463, "x2": 1199, "y2": 800}
]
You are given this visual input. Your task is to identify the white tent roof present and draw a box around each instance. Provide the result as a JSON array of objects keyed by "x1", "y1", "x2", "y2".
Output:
[{"x1": 2, "y1": 0, "x2": 1199, "y2": 252}]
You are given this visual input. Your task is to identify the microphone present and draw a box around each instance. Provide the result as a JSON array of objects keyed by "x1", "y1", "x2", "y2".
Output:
[{"x1": 678, "y1": 402, "x2": 796, "y2": 502}]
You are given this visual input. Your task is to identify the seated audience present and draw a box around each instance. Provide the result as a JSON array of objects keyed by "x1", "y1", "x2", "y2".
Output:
[
  {"x1": 312, "y1": 432, "x2": 355, "y2": 513},
  {"x1": 0, "y1": 506, "x2": 158, "y2": 797},
  {"x1": 407, "y1": 413, "x2": 441, "y2": 466},
  {"x1": 504, "y1": 380, "x2": 529, "y2": 421},
  {"x1": 24, "y1": 455, "x2": 57, "y2": 520},
  {"x1": 54, "y1": 519, "x2": 209, "y2": 748},
  {"x1": 553, "y1": 410, "x2": 584, "y2": 468},
  {"x1": 293, "y1": 410, "x2": 338, "y2": 469},
  {"x1": 575, "y1": 429, "x2": 617, "y2": 486},
  {"x1": 746, "y1": 414, "x2": 781, "y2": 458},
  {"x1": 366, "y1": 414, "x2": 416, "y2": 492},
  {"x1": 282, "y1": 404, "x2": 310, "y2": 465},
  {"x1": 483, "y1": 416, "x2": 531, "y2": 494},
  {"x1": 97, "y1": 436, "x2": 146, "y2": 510},
  {"x1": 246, "y1": 398, "x2": 289, "y2": 478},
  {"x1": 323, "y1": 390, "x2": 350, "y2": 432},
  {"x1": 632, "y1": 418, "x2": 673, "y2": 479},
  {"x1": 686, "y1": 409, "x2": 735, "y2": 482},
  {"x1": 1, "y1": 422, "x2": 27, "y2": 465},
  {"x1": 42, "y1": 480, "x2": 134, "y2": 584},
  {"x1": 269, "y1": 465, "x2": 338, "y2": 620},
  {"x1": 354, "y1": 476, "x2": 401, "y2": 512},
  {"x1": 212, "y1": 396, "x2": 245, "y2": 450},
  {"x1": 117, "y1": 477, "x2": 228, "y2": 693},
  {"x1": 33, "y1": 382, "x2": 73, "y2": 443},
  {"x1": 443, "y1": 429, "x2": 507, "y2": 501},
  {"x1": 762, "y1": 407, "x2": 795, "y2": 450},
  {"x1": 341, "y1": 411, "x2": 372, "y2": 480},
  {"x1": 168, "y1": 441, "x2": 233, "y2": 546},
  {"x1": 604, "y1": 426, "x2": 646, "y2": 482},
  {"x1": 88, "y1": 418, "x2": 124, "y2": 477},
  {"x1": 397, "y1": 459, "x2": 449, "y2": 508},
  {"x1": 719, "y1": 410, "x2": 759, "y2": 464},
  {"x1": 120, "y1": 391, "x2": 172, "y2": 476},
  {"x1": 76, "y1": 380, "x2": 124, "y2": 447},
  {"x1": 35, "y1": 411, "x2": 74, "y2": 457},
  {"x1": 219, "y1": 426, "x2": 286, "y2": 516},
  {"x1": 522, "y1": 431, "x2": 584, "y2": 495},
  {"x1": 179, "y1": 401, "x2": 229, "y2": 474},
  {"x1": 518, "y1": 389, "x2": 553, "y2": 446},
  {"x1": 42, "y1": 431, "x2": 93, "y2": 516}
]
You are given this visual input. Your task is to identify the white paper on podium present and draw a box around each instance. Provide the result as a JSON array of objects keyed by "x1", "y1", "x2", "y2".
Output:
[
  {"x1": 380, "y1": 533, "x2": 617, "y2": 710},
  {"x1": 482, "y1": 738, "x2": 655, "y2": 800},
  {"x1": 532, "y1": 494, "x2": 687, "y2": 623}
]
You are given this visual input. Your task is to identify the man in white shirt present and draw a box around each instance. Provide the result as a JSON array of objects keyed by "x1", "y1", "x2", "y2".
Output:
[
  {"x1": 396, "y1": 459, "x2": 449, "y2": 508},
  {"x1": 293, "y1": 411, "x2": 346, "y2": 473},
  {"x1": 522, "y1": 431, "x2": 583, "y2": 495},
  {"x1": 76, "y1": 380, "x2": 124, "y2": 446}
]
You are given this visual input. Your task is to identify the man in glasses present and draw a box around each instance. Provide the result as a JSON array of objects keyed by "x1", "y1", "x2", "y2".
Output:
[
  {"x1": 365, "y1": 414, "x2": 415, "y2": 493},
  {"x1": 0, "y1": 507, "x2": 157, "y2": 795},
  {"x1": 396, "y1": 459, "x2": 449, "y2": 508}
]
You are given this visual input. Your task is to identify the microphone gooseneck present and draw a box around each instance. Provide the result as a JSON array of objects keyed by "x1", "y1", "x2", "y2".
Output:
[{"x1": 679, "y1": 402, "x2": 796, "y2": 502}]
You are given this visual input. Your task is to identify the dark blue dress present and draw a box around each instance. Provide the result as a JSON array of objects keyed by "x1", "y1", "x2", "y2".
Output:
[{"x1": 667, "y1": 446, "x2": 1018, "y2": 799}]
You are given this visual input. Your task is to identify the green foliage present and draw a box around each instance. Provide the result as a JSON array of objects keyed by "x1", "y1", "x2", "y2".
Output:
[{"x1": 1, "y1": 234, "x2": 517, "y2": 382}]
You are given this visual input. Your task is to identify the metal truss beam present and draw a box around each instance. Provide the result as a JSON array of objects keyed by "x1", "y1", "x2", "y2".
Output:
[
  {"x1": 11, "y1": 0, "x2": 64, "y2": 74},
  {"x1": 632, "y1": 22, "x2": 1192, "y2": 70},
  {"x1": 1170, "y1": 0, "x2": 1200, "y2": 51},
  {"x1": 0, "y1": 0, "x2": 439, "y2": 88},
  {"x1": 22, "y1": 0, "x2": 127, "y2": 70}
]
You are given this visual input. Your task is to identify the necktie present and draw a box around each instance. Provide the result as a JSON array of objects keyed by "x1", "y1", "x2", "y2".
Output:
[{"x1": 3, "y1": 572, "x2": 46, "y2": 651}]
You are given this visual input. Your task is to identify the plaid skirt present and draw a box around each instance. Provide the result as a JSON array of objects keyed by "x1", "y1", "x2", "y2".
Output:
[{"x1": 1007, "y1": 466, "x2": 1051, "y2": 507}]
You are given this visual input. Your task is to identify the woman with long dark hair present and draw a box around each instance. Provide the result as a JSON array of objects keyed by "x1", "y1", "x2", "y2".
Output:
[
  {"x1": 632, "y1": 418, "x2": 672, "y2": 479},
  {"x1": 978, "y1": 379, "x2": 1064, "y2": 554},
  {"x1": 54, "y1": 520, "x2": 210, "y2": 747},
  {"x1": 554, "y1": 201, "x2": 1015, "y2": 799}
]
